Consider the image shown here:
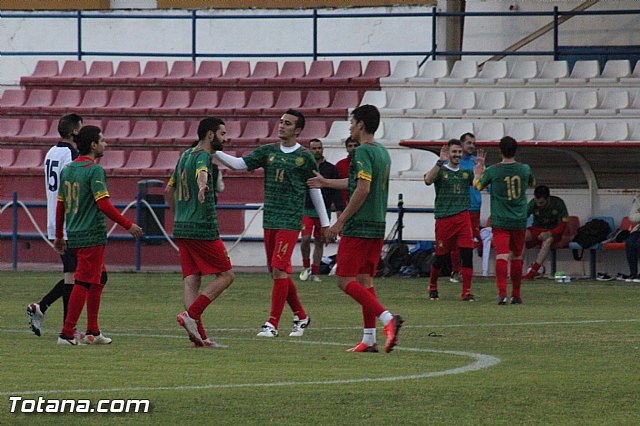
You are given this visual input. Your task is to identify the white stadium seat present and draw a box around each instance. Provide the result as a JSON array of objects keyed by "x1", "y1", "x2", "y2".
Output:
[
  {"x1": 591, "y1": 59, "x2": 631, "y2": 84},
  {"x1": 439, "y1": 60, "x2": 478, "y2": 85},
  {"x1": 527, "y1": 91, "x2": 567, "y2": 116},
  {"x1": 411, "y1": 60, "x2": 449, "y2": 84},
  {"x1": 360, "y1": 90, "x2": 388, "y2": 109},
  {"x1": 589, "y1": 91, "x2": 629, "y2": 116},
  {"x1": 565, "y1": 122, "x2": 597, "y2": 142},
  {"x1": 325, "y1": 121, "x2": 350, "y2": 143},
  {"x1": 498, "y1": 60, "x2": 539, "y2": 85},
  {"x1": 506, "y1": 122, "x2": 535, "y2": 142},
  {"x1": 446, "y1": 121, "x2": 475, "y2": 140},
  {"x1": 558, "y1": 60, "x2": 599, "y2": 85},
  {"x1": 383, "y1": 91, "x2": 417, "y2": 117},
  {"x1": 413, "y1": 121, "x2": 444, "y2": 141},
  {"x1": 495, "y1": 91, "x2": 537, "y2": 116},
  {"x1": 469, "y1": 61, "x2": 508, "y2": 85},
  {"x1": 380, "y1": 60, "x2": 418, "y2": 85},
  {"x1": 620, "y1": 61, "x2": 640, "y2": 84},
  {"x1": 595, "y1": 122, "x2": 628, "y2": 142},
  {"x1": 438, "y1": 91, "x2": 476, "y2": 116},
  {"x1": 528, "y1": 60, "x2": 568, "y2": 85},
  {"x1": 410, "y1": 91, "x2": 446, "y2": 117},
  {"x1": 535, "y1": 122, "x2": 566, "y2": 141},
  {"x1": 557, "y1": 91, "x2": 598, "y2": 116},
  {"x1": 619, "y1": 90, "x2": 640, "y2": 116},
  {"x1": 477, "y1": 122, "x2": 505, "y2": 141},
  {"x1": 466, "y1": 91, "x2": 506, "y2": 116}
]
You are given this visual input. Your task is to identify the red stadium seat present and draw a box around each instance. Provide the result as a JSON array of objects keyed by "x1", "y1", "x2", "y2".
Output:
[
  {"x1": 156, "y1": 91, "x2": 192, "y2": 115},
  {"x1": 42, "y1": 120, "x2": 62, "y2": 143},
  {"x1": 185, "y1": 61, "x2": 223, "y2": 85},
  {"x1": 82, "y1": 119, "x2": 104, "y2": 129},
  {"x1": 76, "y1": 90, "x2": 110, "y2": 114},
  {"x1": 298, "y1": 90, "x2": 331, "y2": 114},
  {"x1": 175, "y1": 121, "x2": 200, "y2": 145},
  {"x1": 80, "y1": 61, "x2": 114, "y2": 84},
  {"x1": 103, "y1": 120, "x2": 132, "y2": 141},
  {"x1": 0, "y1": 89, "x2": 28, "y2": 109},
  {"x1": 324, "y1": 60, "x2": 362, "y2": 85},
  {"x1": 97, "y1": 149, "x2": 126, "y2": 173},
  {"x1": 122, "y1": 90, "x2": 165, "y2": 115},
  {"x1": 102, "y1": 61, "x2": 141, "y2": 85},
  {"x1": 9, "y1": 118, "x2": 49, "y2": 143},
  {"x1": 5, "y1": 148, "x2": 43, "y2": 174},
  {"x1": 155, "y1": 120, "x2": 187, "y2": 144},
  {"x1": 269, "y1": 90, "x2": 304, "y2": 116},
  {"x1": 266, "y1": 61, "x2": 306, "y2": 85},
  {"x1": 355, "y1": 60, "x2": 391, "y2": 85},
  {"x1": 50, "y1": 61, "x2": 86, "y2": 85},
  {"x1": 135, "y1": 61, "x2": 168, "y2": 84},
  {"x1": 210, "y1": 90, "x2": 247, "y2": 116},
  {"x1": 244, "y1": 61, "x2": 279, "y2": 86},
  {"x1": 124, "y1": 120, "x2": 160, "y2": 144},
  {"x1": 112, "y1": 150, "x2": 154, "y2": 175},
  {"x1": 179, "y1": 91, "x2": 219, "y2": 116},
  {"x1": 0, "y1": 148, "x2": 16, "y2": 168},
  {"x1": 145, "y1": 150, "x2": 181, "y2": 176},
  {"x1": 212, "y1": 61, "x2": 251, "y2": 86},
  {"x1": 292, "y1": 61, "x2": 333, "y2": 86},
  {"x1": 101, "y1": 90, "x2": 137, "y2": 115},
  {"x1": 237, "y1": 91, "x2": 276, "y2": 116},
  {"x1": 17, "y1": 89, "x2": 55, "y2": 113},
  {"x1": 299, "y1": 120, "x2": 328, "y2": 140},
  {"x1": 48, "y1": 89, "x2": 83, "y2": 114},
  {"x1": 319, "y1": 90, "x2": 360, "y2": 116},
  {"x1": 0, "y1": 118, "x2": 22, "y2": 138},
  {"x1": 20, "y1": 61, "x2": 59, "y2": 86},
  {"x1": 157, "y1": 61, "x2": 195, "y2": 85},
  {"x1": 235, "y1": 121, "x2": 270, "y2": 144},
  {"x1": 224, "y1": 120, "x2": 243, "y2": 139}
]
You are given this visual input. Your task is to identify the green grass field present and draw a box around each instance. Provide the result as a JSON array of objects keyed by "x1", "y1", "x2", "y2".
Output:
[{"x1": 0, "y1": 271, "x2": 638, "y2": 425}]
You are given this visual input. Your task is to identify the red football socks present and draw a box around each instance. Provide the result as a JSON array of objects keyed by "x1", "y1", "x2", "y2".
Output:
[
  {"x1": 268, "y1": 278, "x2": 289, "y2": 328},
  {"x1": 86, "y1": 283, "x2": 104, "y2": 335},
  {"x1": 496, "y1": 259, "x2": 508, "y2": 297},
  {"x1": 286, "y1": 277, "x2": 306, "y2": 320},
  {"x1": 61, "y1": 284, "x2": 88, "y2": 338},
  {"x1": 345, "y1": 281, "x2": 385, "y2": 318},
  {"x1": 511, "y1": 259, "x2": 523, "y2": 298}
]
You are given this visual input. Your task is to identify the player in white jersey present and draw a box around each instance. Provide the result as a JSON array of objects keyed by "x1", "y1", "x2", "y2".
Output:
[{"x1": 27, "y1": 114, "x2": 85, "y2": 337}]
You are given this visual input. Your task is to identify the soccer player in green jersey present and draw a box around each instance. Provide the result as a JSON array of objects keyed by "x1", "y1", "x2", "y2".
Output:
[
  {"x1": 166, "y1": 117, "x2": 235, "y2": 348},
  {"x1": 523, "y1": 185, "x2": 569, "y2": 279},
  {"x1": 54, "y1": 126, "x2": 143, "y2": 345},
  {"x1": 308, "y1": 105, "x2": 403, "y2": 353},
  {"x1": 423, "y1": 139, "x2": 476, "y2": 302},
  {"x1": 214, "y1": 109, "x2": 330, "y2": 338},
  {"x1": 474, "y1": 136, "x2": 535, "y2": 305}
]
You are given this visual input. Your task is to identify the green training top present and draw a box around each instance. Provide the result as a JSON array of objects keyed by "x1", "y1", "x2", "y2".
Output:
[
  {"x1": 476, "y1": 162, "x2": 535, "y2": 230},
  {"x1": 243, "y1": 143, "x2": 318, "y2": 231},
  {"x1": 168, "y1": 147, "x2": 220, "y2": 240},
  {"x1": 342, "y1": 142, "x2": 390, "y2": 239},
  {"x1": 58, "y1": 158, "x2": 109, "y2": 248},
  {"x1": 433, "y1": 166, "x2": 475, "y2": 219}
]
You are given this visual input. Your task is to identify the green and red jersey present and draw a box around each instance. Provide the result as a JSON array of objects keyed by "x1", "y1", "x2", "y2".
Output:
[
  {"x1": 57, "y1": 157, "x2": 109, "y2": 248},
  {"x1": 168, "y1": 147, "x2": 220, "y2": 240},
  {"x1": 475, "y1": 162, "x2": 535, "y2": 230},
  {"x1": 527, "y1": 196, "x2": 569, "y2": 233},
  {"x1": 433, "y1": 166, "x2": 475, "y2": 219},
  {"x1": 243, "y1": 143, "x2": 318, "y2": 231},
  {"x1": 342, "y1": 142, "x2": 390, "y2": 239}
]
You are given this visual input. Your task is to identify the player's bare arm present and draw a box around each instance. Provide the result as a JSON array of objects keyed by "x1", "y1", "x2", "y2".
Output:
[
  {"x1": 307, "y1": 170, "x2": 349, "y2": 190},
  {"x1": 327, "y1": 178, "x2": 370, "y2": 240},
  {"x1": 197, "y1": 170, "x2": 209, "y2": 203},
  {"x1": 473, "y1": 149, "x2": 487, "y2": 189},
  {"x1": 165, "y1": 184, "x2": 176, "y2": 214},
  {"x1": 424, "y1": 144, "x2": 449, "y2": 185}
]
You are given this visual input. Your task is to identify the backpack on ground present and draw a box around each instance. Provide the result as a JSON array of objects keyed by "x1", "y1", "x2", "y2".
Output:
[
  {"x1": 572, "y1": 219, "x2": 612, "y2": 260},
  {"x1": 382, "y1": 243, "x2": 410, "y2": 277}
]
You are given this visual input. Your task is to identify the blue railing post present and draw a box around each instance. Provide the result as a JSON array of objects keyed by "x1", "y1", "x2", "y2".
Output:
[
  {"x1": 77, "y1": 10, "x2": 82, "y2": 60},
  {"x1": 397, "y1": 193, "x2": 404, "y2": 243},
  {"x1": 553, "y1": 6, "x2": 559, "y2": 61},
  {"x1": 135, "y1": 193, "x2": 142, "y2": 272},
  {"x1": 191, "y1": 9, "x2": 197, "y2": 63},
  {"x1": 431, "y1": 6, "x2": 437, "y2": 59},
  {"x1": 12, "y1": 192, "x2": 18, "y2": 270},
  {"x1": 312, "y1": 9, "x2": 318, "y2": 61}
]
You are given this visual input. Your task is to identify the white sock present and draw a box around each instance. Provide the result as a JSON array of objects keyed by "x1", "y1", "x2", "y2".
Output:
[
  {"x1": 362, "y1": 328, "x2": 376, "y2": 346},
  {"x1": 379, "y1": 310, "x2": 393, "y2": 326}
]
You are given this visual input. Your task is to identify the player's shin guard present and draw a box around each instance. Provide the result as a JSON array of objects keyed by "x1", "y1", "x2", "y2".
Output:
[
  {"x1": 510, "y1": 259, "x2": 523, "y2": 298},
  {"x1": 286, "y1": 277, "x2": 306, "y2": 320},
  {"x1": 496, "y1": 259, "x2": 508, "y2": 297},
  {"x1": 345, "y1": 281, "x2": 385, "y2": 318},
  {"x1": 61, "y1": 282, "x2": 89, "y2": 338},
  {"x1": 268, "y1": 278, "x2": 289, "y2": 329},
  {"x1": 86, "y1": 282, "x2": 104, "y2": 335}
]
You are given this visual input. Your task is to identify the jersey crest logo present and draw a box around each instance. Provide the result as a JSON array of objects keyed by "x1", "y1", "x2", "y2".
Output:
[
  {"x1": 552, "y1": 209, "x2": 558, "y2": 215},
  {"x1": 462, "y1": 171, "x2": 469, "y2": 179},
  {"x1": 443, "y1": 172, "x2": 448, "y2": 180},
  {"x1": 267, "y1": 154, "x2": 276, "y2": 164},
  {"x1": 295, "y1": 157, "x2": 305, "y2": 167}
]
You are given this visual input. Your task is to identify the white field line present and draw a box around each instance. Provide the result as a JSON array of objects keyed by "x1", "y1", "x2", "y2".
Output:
[{"x1": 0, "y1": 339, "x2": 501, "y2": 397}]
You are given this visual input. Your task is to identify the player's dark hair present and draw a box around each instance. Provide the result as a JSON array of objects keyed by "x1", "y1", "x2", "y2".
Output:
[
  {"x1": 344, "y1": 136, "x2": 360, "y2": 148},
  {"x1": 499, "y1": 136, "x2": 518, "y2": 158},
  {"x1": 76, "y1": 125, "x2": 102, "y2": 155},
  {"x1": 447, "y1": 138, "x2": 462, "y2": 147},
  {"x1": 351, "y1": 104, "x2": 380, "y2": 135},
  {"x1": 460, "y1": 132, "x2": 475, "y2": 143},
  {"x1": 58, "y1": 113, "x2": 83, "y2": 139},
  {"x1": 285, "y1": 109, "x2": 305, "y2": 130},
  {"x1": 309, "y1": 138, "x2": 322, "y2": 147},
  {"x1": 197, "y1": 117, "x2": 225, "y2": 141},
  {"x1": 534, "y1": 185, "x2": 550, "y2": 199}
]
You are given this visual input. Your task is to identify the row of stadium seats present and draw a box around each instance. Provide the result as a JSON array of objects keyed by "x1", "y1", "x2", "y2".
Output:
[
  {"x1": 0, "y1": 117, "x2": 330, "y2": 147},
  {"x1": 325, "y1": 119, "x2": 640, "y2": 144},
  {"x1": 0, "y1": 88, "x2": 361, "y2": 119},
  {"x1": 20, "y1": 59, "x2": 390, "y2": 89},
  {"x1": 364, "y1": 89, "x2": 640, "y2": 118},
  {"x1": 382, "y1": 59, "x2": 640, "y2": 87}
]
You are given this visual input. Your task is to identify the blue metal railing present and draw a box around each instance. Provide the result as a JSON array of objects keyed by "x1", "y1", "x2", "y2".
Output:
[{"x1": 1, "y1": 7, "x2": 638, "y2": 66}]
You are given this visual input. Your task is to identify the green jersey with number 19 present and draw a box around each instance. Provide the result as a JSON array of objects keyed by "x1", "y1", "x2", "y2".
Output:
[
  {"x1": 433, "y1": 166, "x2": 474, "y2": 219},
  {"x1": 342, "y1": 142, "x2": 390, "y2": 239},
  {"x1": 169, "y1": 147, "x2": 219, "y2": 240},
  {"x1": 57, "y1": 158, "x2": 109, "y2": 248},
  {"x1": 243, "y1": 143, "x2": 318, "y2": 231},
  {"x1": 476, "y1": 162, "x2": 535, "y2": 230}
]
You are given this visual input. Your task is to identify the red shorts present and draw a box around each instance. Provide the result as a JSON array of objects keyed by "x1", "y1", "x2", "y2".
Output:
[
  {"x1": 493, "y1": 228, "x2": 526, "y2": 257},
  {"x1": 435, "y1": 211, "x2": 475, "y2": 255},
  {"x1": 74, "y1": 245, "x2": 106, "y2": 285},
  {"x1": 336, "y1": 236, "x2": 384, "y2": 277},
  {"x1": 301, "y1": 216, "x2": 322, "y2": 239},
  {"x1": 264, "y1": 229, "x2": 299, "y2": 274},
  {"x1": 526, "y1": 226, "x2": 562, "y2": 248},
  {"x1": 470, "y1": 211, "x2": 481, "y2": 240},
  {"x1": 176, "y1": 238, "x2": 232, "y2": 279}
]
